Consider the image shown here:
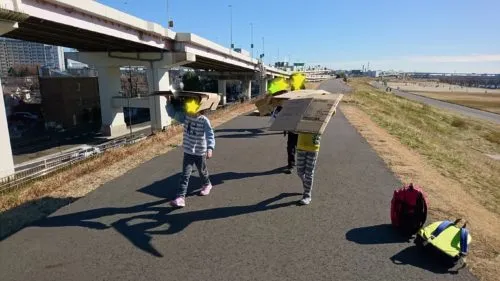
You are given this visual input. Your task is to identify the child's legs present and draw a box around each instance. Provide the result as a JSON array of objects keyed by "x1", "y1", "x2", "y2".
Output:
[
  {"x1": 178, "y1": 153, "x2": 196, "y2": 197},
  {"x1": 194, "y1": 154, "x2": 211, "y2": 186},
  {"x1": 303, "y1": 151, "x2": 319, "y2": 198},
  {"x1": 296, "y1": 150, "x2": 307, "y2": 180},
  {"x1": 287, "y1": 133, "x2": 298, "y2": 168}
]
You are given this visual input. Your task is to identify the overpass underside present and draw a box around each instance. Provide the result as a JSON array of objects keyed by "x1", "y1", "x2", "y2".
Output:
[{"x1": 0, "y1": 0, "x2": 285, "y2": 178}]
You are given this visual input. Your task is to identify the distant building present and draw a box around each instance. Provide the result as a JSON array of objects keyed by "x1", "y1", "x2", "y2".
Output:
[
  {"x1": 39, "y1": 77, "x2": 101, "y2": 129},
  {"x1": 365, "y1": 70, "x2": 380, "y2": 77},
  {"x1": 0, "y1": 38, "x2": 65, "y2": 75},
  {"x1": 66, "y1": 59, "x2": 88, "y2": 69}
]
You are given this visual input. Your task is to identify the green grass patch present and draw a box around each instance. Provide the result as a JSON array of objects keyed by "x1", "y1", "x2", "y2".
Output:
[{"x1": 348, "y1": 79, "x2": 500, "y2": 215}]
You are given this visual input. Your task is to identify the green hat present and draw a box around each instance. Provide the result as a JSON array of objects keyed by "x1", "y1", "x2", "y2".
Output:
[
  {"x1": 290, "y1": 72, "x2": 306, "y2": 91},
  {"x1": 267, "y1": 77, "x2": 289, "y2": 95}
]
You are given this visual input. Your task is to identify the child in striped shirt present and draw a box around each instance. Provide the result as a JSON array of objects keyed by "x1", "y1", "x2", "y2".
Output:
[{"x1": 170, "y1": 105, "x2": 215, "y2": 208}]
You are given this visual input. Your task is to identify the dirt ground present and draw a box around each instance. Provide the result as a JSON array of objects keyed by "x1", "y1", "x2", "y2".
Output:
[{"x1": 342, "y1": 104, "x2": 500, "y2": 281}]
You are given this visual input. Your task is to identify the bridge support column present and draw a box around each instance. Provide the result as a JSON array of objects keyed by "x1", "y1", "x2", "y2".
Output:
[
  {"x1": 242, "y1": 80, "x2": 252, "y2": 101},
  {"x1": 97, "y1": 67, "x2": 128, "y2": 137},
  {"x1": 218, "y1": 80, "x2": 227, "y2": 105},
  {"x1": 0, "y1": 78, "x2": 15, "y2": 178},
  {"x1": 259, "y1": 77, "x2": 268, "y2": 96},
  {"x1": 147, "y1": 68, "x2": 171, "y2": 131}
]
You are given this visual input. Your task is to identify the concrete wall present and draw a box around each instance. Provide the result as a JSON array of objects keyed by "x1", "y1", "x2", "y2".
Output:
[{"x1": 0, "y1": 79, "x2": 15, "y2": 178}]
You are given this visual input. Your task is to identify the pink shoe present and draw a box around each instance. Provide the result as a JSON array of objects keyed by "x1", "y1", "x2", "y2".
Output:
[
  {"x1": 200, "y1": 184, "x2": 213, "y2": 196},
  {"x1": 170, "y1": 197, "x2": 185, "y2": 207}
]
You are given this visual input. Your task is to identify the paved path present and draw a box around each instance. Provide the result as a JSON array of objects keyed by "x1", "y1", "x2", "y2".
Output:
[
  {"x1": 371, "y1": 82, "x2": 500, "y2": 124},
  {"x1": 0, "y1": 83, "x2": 476, "y2": 280}
]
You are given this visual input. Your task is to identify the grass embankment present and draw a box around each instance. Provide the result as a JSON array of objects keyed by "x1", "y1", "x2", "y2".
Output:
[
  {"x1": 342, "y1": 78, "x2": 500, "y2": 281},
  {"x1": 0, "y1": 102, "x2": 256, "y2": 239},
  {"x1": 412, "y1": 91, "x2": 500, "y2": 114}
]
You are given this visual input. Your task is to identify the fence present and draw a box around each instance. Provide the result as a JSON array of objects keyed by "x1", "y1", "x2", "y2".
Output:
[
  {"x1": 0, "y1": 97, "x2": 258, "y2": 194},
  {"x1": 0, "y1": 133, "x2": 147, "y2": 193}
]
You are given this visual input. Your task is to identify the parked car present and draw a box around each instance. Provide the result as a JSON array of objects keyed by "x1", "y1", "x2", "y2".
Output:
[{"x1": 10, "y1": 112, "x2": 39, "y2": 121}]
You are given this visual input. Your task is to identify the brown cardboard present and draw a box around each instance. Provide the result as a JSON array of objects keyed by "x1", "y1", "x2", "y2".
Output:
[
  {"x1": 255, "y1": 89, "x2": 334, "y2": 115},
  {"x1": 269, "y1": 91, "x2": 343, "y2": 134},
  {"x1": 152, "y1": 90, "x2": 221, "y2": 111}
]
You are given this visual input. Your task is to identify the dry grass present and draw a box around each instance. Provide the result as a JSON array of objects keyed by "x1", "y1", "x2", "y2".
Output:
[
  {"x1": 388, "y1": 81, "x2": 500, "y2": 94},
  {"x1": 342, "y1": 78, "x2": 500, "y2": 281},
  {"x1": 0, "y1": 102, "x2": 256, "y2": 239},
  {"x1": 412, "y1": 91, "x2": 500, "y2": 114}
]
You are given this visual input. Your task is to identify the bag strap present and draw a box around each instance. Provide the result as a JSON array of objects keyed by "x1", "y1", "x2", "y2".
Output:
[
  {"x1": 460, "y1": 226, "x2": 469, "y2": 255},
  {"x1": 431, "y1": 220, "x2": 453, "y2": 238},
  {"x1": 415, "y1": 191, "x2": 427, "y2": 225}
]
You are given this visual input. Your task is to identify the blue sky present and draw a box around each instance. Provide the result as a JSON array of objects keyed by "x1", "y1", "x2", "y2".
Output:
[{"x1": 98, "y1": 0, "x2": 500, "y2": 73}]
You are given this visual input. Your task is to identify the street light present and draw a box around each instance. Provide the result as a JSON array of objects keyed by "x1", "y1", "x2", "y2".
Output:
[
  {"x1": 250, "y1": 22, "x2": 254, "y2": 58},
  {"x1": 166, "y1": 0, "x2": 174, "y2": 28},
  {"x1": 228, "y1": 5, "x2": 233, "y2": 49},
  {"x1": 261, "y1": 36, "x2": 265, "y2": 63}
]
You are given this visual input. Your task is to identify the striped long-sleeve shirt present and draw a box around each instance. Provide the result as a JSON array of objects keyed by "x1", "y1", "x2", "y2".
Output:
[{"x1": 181, "y1": 114, "x2": 215, "y2": 156}]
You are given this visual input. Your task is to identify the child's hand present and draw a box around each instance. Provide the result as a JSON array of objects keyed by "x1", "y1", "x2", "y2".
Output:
[{"x1": 207, "y1": 149, "x2": 213, "y2": 159}]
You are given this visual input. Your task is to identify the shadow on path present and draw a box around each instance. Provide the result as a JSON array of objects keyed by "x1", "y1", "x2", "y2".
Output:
[
  {"x1": 390, "y1": 246, "x2": 464, "y2": 275},
  {"x1": 345, "y1": 224, "x2": 409, "y2": 244},
  {"x1": 34, "y1": 193, "x2": 301, "y2": 257},
  {"x1": 215, "y1": 128, "x2": 281, "y2": 139},
  {"x1": 346, "y1": 224, "x2": 465, "y2": 275},
  {"x1": 139, "y1": 166, "x2": 288, "y2": 199}
]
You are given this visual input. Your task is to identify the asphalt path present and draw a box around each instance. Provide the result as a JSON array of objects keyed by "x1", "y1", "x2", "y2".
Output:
[
  {"x1": 371, "y1": 82, "x2": 500, "y2": 124},
  {"x1": 0, "y1": 81, "x2": 476, "y2": 280}
]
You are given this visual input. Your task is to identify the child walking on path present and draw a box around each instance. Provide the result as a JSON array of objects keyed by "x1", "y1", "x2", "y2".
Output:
[
  {"x1": 170, "y1": 106, "x2": 215, "y2": 208},
  {"x1": 296, "y1": 132, "x2": 321, "y2": 205}
]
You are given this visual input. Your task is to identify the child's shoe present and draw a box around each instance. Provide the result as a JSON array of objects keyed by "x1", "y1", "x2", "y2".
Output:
[
  {"x1": 200, "y1": 184, "x2": 213, "y2": 196},
  {"x1": 299, "y1": 196, "x2": 311, "y2": 205},
  {"x1": 170, "y1": 197, "x2": 186, "y2": 207}
]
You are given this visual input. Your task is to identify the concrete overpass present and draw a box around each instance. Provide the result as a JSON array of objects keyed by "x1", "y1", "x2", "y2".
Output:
[{"x1": 0, "y1": 0, "x2": 290, "y2": 178}]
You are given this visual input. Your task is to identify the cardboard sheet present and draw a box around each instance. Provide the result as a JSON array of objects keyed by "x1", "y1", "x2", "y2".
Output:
[{"x1": 269, "y1": 91, "x2": 343, "y2": 134}]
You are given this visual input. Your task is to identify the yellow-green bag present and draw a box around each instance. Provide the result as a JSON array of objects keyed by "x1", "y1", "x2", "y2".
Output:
[{"x1": 415, "y1": 219, "x2": 471, "y2": 267}]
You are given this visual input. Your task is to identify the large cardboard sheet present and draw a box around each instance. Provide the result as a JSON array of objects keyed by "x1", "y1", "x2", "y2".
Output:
[
  {"x1": 269, "y1": 92, "x2": 343, "y2": 134},
  {"x1": 152, "y1": 90, "x2": 221, "y2": 111}
]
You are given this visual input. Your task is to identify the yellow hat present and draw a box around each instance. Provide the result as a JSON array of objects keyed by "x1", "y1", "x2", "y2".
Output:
[
  {"x1": 267, "y1": 77, "x2": 289, "y2": 95},
  {"x1": 290, "y1": 72, "x2": 306, "y2": 91}
]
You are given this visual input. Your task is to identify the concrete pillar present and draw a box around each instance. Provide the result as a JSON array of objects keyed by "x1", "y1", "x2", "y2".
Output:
[
  {"x1": 218, "y1": 80, "x2": 227, "y2": 105},
  {"x1": 259, "y1": 77, "x2": 268, "y2": 96},
  {"x1": 0, "y1": 80, "x2": 15, "y2": 178},
  {"x1": 147, "y1": 68, "x2": 171, "y2": 131},
  {"x1": 242, "y1": 80, "x2": 252, "y2": 100},
  {"x1": 96, "y1": 67, "x2": 128, "y2": 137}
]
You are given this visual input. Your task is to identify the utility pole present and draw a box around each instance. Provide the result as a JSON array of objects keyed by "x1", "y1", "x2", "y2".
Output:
[
  {"x1": 127, "y1": 66, "x2": 133, "y2": 136},
  {"x1": 229, "y1": 4, "x2": 233, "y2": 49}
]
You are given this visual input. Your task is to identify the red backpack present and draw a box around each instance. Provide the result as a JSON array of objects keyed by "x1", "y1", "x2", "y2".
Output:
[{"x1": 391, "y1": 183, "x2": 428, "y2": 237}]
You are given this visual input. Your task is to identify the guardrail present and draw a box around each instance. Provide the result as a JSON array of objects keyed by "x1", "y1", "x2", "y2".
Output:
[
  {"x1": 0, "y1": 133, "x2": 147, "y2": 193},
  {"x1": 0, "y1": 98, "x2": 255, "y2": 194}
]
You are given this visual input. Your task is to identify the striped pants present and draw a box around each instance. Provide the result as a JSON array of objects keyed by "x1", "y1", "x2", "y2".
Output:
[{"x1": 296, "y1": 150, "x2": 319, "y2": 198}]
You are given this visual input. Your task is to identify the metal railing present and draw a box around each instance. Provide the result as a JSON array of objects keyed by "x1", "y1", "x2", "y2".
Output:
[
  {"x1": 0, "y1": 133, "x2": 147, "y2": 193},
  {"x1": 0, "y1": 98, "x2": 255, "y2": 194}
]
